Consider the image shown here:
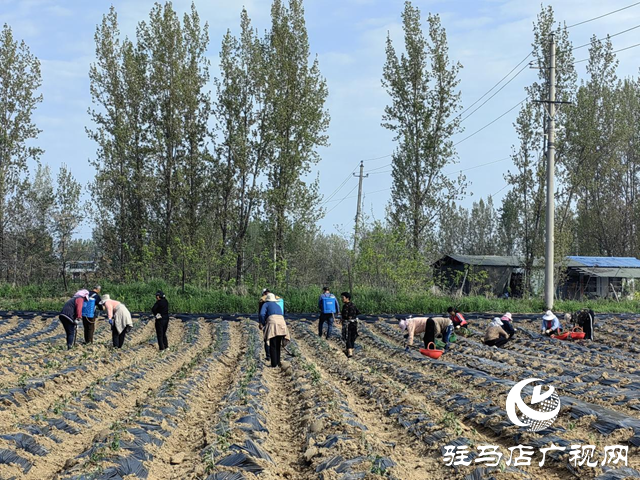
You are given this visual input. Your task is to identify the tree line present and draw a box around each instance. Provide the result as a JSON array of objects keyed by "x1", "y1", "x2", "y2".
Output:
[{"x1": 1, "y1": 1, "x2": 639, "y2": 297}]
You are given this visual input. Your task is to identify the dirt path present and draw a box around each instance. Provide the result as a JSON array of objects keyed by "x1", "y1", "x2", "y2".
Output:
[
  {"x1": 0, "y1": 320, "x2": 213, "y2": 480},
  {"x1": 291, "y1": 328, "x2": 436, "y2": 479},
  {"x1": 146, "y1": 321, "x2": 246, "y2": 479},
  {"x1": 292, "y1": 321, "x2": 573, "y2": 479},
  {"x1": 258, "y1": 359, "x2": 311, "y2": 479}
]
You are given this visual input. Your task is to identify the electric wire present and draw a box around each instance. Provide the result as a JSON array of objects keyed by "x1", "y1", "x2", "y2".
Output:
[
  {"x1": 573, "y1": 41, "x2": 640, "y2": 63},
  {"x1": 325, "y1": 184, "x2": 359, "y2": 214},
  {"x1": 453, "y1": 97, "x2": 528, "y2": 147},
  {"x1": 455, "y1": 54, "x2": 533, "y2": 125},
  {"x1": 567, "y1": 2, "x2": 640, "y2": 29}
]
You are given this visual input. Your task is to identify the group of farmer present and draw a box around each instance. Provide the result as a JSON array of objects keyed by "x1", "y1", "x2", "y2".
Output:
[
  {"x1": 398, "y1": 307, "x2": 595, "y2": 352},
  {"x1": 59, "y1": 284, "x2": 596, "y2": 360},
  {"x1": 59, "y1": 287, "x2": 170, "y2": 351},
  {"x1": 258, "y1": 286, "x2": 360, "y2": 367}
]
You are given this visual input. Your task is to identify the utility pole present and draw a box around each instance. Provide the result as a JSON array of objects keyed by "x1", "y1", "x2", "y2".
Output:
[
  {"x1": 545, "y1": 33, "x2": 556, "y2": 310},
  {"x1": 349, "y1": 161, "x2": 368, "y2": 294},
  {"x1": 353, "y1": 161, "x2": 368, "y2": 253}
]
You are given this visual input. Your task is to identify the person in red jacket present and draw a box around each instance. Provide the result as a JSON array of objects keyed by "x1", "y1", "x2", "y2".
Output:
[{"x1": 447, "y1": 307, "x2": 468, "y2": 329}]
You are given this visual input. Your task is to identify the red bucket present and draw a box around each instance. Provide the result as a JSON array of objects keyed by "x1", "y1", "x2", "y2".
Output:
[
  {"x1": 552, "y1": 332, "x2": 570, "y2": 340},
  {"x1": 569, "y1": 327, "x2": 585, "y2": 340},
  {"x1": 420, "y1": 342, "x2": 444, "y2": 359}
]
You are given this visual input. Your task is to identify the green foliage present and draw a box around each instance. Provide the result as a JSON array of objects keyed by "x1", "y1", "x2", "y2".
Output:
[
  {"x1": 2, "y1": 280, "x2": 640, "y2": 313},
  {"x1": 382, "y1": 1, "x2": 464, "y2": 252}
]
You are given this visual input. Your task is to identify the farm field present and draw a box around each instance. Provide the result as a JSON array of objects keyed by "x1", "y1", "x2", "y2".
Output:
[{"x1": 0, "y1": 313, "x2": 638, "y2": 479}]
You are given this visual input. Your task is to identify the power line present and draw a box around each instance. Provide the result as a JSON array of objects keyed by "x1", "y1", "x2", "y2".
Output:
[
  {"x1": 573, "y1": 41, "x2": 640, "y2": 63},
  {"x1": 452, "y1": 52, "x2": 532, "y2": 125},
  {"x1": 325, "y1": 184, "x2": 359, "y2": 214},
  {"x1": 358, "y1": 153, "x2": 393, "y2": 162},
  {"x1": 489, "y1": 183, "x2": 510, "y2": 198},
  {"x1": 320, "y1": 162, "x2": 359, "y2": 206},
  {"x1": 367, "y1": 162, "x2": 392, "y2": 172},
  {"x1": 458, "y1": 62, "x2": 531, "y2": 125},
  {"x1": 571, "y1": 23, "x2": 640, "y2": 51},
  {"x1": 567, "y1": 2, "x2": 640, "y2": 29},
  {"x1": 453, "y1": 97, "x2": 527, "y2": 147},
  {"x1": 443, "y1": 157, "x2": 511, "y2": 176}
]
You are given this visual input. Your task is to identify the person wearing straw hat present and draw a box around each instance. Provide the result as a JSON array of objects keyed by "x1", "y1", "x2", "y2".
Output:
[
  {"x1": 484, "y1": 317, "x2": 510, "y2": 348},
  {"x1": 59, "y1": 289, "x2": 89, "y2": 349},
  {"x1": 152, "y1": 290, "x2": 170, "y2": 351},
  {"x1": 541, "y1": 310, "x2": 562, "y2": 336},
  {"x1": 259, "y1": 293, "x2": 290, "y2": 367},
  {"x1": 100, "y1": 294, "x2": 134, "y2": 348},
  {"x1": 500, "y1": 312, "x2": 516, "y2": 338}
]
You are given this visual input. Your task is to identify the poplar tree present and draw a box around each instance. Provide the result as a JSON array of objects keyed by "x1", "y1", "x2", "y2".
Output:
[
  {"x1": 139, "y1": 1, "x2": 210, "y2": 281},
  {"x1": 213, "y1": 9, "x2": 270, "y2": 285},
  {"x1": 53, "y1": 164, "x2": 83, "y2": 290},
  {"x1": 0, "y1": 24, "x2": 42, "y2": 280},
  {"x1": 382, "y1": 1, "x2": 464, "y2": 253},
  {"x1": 264, "y1": 0, "x2": 329, "y2": 285},
  {"x1": 505, "y1": 5, "x2": 576, "y2": 292},
  {"x1": 88, "y1": 7, "x2": 150, "y2": 278}
]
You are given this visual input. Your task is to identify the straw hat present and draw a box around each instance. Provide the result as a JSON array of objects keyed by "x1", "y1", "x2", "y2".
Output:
[
  {"x1": 265, "y1": 293, "x2": 277, "y2": 302},
  {"x1": 100, "y1": 294, "x2": 111, "y2": 304},
  {"x1": 542, "y1": 310, "x2": 555, "y2": 321}
]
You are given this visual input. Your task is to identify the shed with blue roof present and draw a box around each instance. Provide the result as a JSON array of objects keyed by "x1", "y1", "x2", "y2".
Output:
[{"x1": 560, "y1": 256, "x2": 640, "y2": 299}]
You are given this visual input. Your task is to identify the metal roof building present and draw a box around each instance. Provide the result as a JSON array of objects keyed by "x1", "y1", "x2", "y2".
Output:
[{"x1": 561, "y1": 256, "x2": 640, "y2": 299}]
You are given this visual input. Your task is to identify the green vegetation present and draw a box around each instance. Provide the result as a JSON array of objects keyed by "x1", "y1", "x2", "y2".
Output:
[{"x1": 0, "y1": 281, "x2": 638, "y2": 314}]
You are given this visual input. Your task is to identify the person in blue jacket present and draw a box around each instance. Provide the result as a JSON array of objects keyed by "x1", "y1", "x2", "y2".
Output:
[
  {"x1": 541, "y1": 310, "x2": 562, "y2": 336},
  {"x1": 259, "y1": 293, "x2": 290, "y2": 367},
  {"x1": 318, "y1": 286, "x2": 340, "y2": 339}
]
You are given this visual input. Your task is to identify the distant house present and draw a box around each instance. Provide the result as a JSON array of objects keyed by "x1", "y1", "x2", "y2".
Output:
[
  {"x1": 559, "y1": 256, "x2": 640, "y2": 300},
  {"x1": 65, "y1": 260, "x2": 97, "y2": 280},
  {"x1": 432, "y1": 255, "x2": 528, "y2": 297}
]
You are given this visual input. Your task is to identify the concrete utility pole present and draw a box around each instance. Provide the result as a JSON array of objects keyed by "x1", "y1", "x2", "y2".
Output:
[
  {"x1": 353, "y1": 161, "x2": 368, "y2": 253},
  {"x1": 545, "y1": 33, "x2": 556, "y2": 310}
]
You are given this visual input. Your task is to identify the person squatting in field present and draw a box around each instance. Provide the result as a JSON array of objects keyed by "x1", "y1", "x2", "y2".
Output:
[
  {"x1": 318, "y1": 286, "x2": 340, "y2": 339},
  {"x1": 82, "y1": 285, "x2": 103, "y2": 344},
  {"x1": 340, "y1": 292, "x2": 360, "y2": 358},
  {"x1": 500, "y1": 312, "x2": 516, "y2": 338},
  {"x1": 259, "y1": 293, "x2": 290, "y2": 367},
  {"x1": 484, "y1": 317, "x2": 510, "y2": 348},
  {"x1": 152, "y1": 290, "x2": 169, "y2": 351},
  {"x1": 59, "y1": 289, "x2": 89, "y2": 349},
  {"x1": 101, "y1": 294, "x2": 133, "y2": 348},
  {"x1": 447, "y1": 307, "x2": 468, "y2": 330},
  {"x1": 541, "y1": 310, "x2": 562, "y2": 336}
]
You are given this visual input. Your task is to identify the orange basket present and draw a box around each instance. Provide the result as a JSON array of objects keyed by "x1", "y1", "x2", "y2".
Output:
[
  {"x1": 420, "y1": 342, "x2": 444, "y2": 359},
  {"x1": 569, "y1": 327, "x2": 585, "y2": 340}
]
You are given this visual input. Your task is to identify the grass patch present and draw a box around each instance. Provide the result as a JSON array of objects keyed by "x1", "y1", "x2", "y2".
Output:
[{"x1": 2, "y1": 281, "x2": 639, "y2": 314}]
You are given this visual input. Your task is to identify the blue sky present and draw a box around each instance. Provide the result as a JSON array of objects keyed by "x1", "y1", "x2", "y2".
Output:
[{"x1": 3, "y1": 0, "x2": 640, "y2": 238}]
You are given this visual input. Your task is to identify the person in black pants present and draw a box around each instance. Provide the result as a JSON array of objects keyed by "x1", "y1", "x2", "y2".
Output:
[
  {"x1": 260, "y1": 293, "x2": 290, "y2": 367},
  {"x1": 83, "y1": 285, "x2": 103, "y2": 344},
  {"x1": 258, "y1": 289, "x2": 271, "y2": 362},
  {"x1": 59, "y1": 291, "x2": 88, "y2": 349},
  {"x1": 152, "y1": 291, "x2": 170, "y2": 351},
  {"x1": 340, "y1": 292, "x2": 360, "y2": 358}
]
